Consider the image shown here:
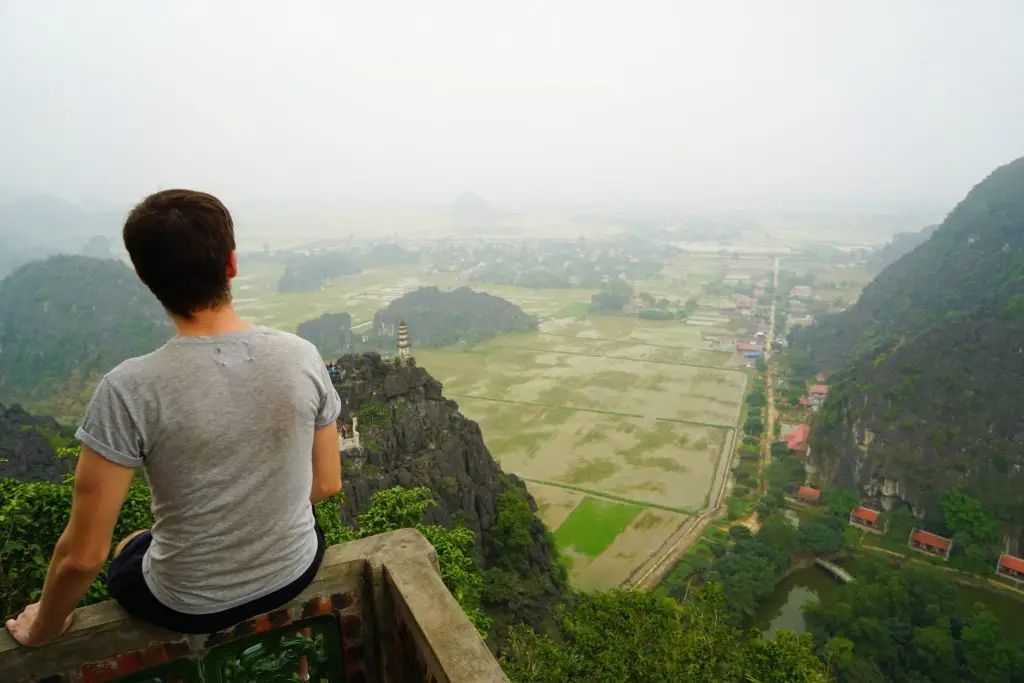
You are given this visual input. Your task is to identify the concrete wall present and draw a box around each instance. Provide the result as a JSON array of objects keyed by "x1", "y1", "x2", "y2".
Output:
[{"x1": 0, "y1": 528, "x2": 507, "y2": 683}]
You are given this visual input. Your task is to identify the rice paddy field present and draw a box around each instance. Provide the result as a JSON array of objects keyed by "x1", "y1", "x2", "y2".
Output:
[{"x1": 232, "y1": 253, "x2": 758, "y2": 589}]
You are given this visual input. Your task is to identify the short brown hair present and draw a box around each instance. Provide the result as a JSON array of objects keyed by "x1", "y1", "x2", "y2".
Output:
[{"x1": 123, "y1": 189, "x2": 236, "y2": 319}]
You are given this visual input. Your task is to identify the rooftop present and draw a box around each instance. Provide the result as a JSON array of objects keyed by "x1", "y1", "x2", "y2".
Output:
[
  {"x1": 808, "y1": 385, "x2": 829, "y2": 395},
  {"x1": 999, "y1": 554, "x2": 1024, "y2": 574},
  {"x1": 0, "y1": 529, "x2": 508, "y2": 683},
  {"x1": 911, "y1": 528, "x2": 952, "y2": 551},
  {"x1": 851, "y1": 506, "x2": 880, "y2": 523},
  {"x1": 797, "y1": 486, "x2": 821, "y2": 502}
]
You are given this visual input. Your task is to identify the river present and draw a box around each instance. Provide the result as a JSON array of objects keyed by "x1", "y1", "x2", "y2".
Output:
[{"x1": 752, "y1": 557, "x2": 1024, "y2": 644}]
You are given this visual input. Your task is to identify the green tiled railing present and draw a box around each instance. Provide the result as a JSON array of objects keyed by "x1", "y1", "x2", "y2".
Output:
[{"x1": 112, "y1": 616, "x2": 343, "y2": 683}]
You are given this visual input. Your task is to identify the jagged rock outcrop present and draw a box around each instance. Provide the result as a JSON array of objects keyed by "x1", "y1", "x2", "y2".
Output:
[
  {"x1": 331, "y1": 352, "x2": 564, "y2": 631},
  {"x1": 0, "y1": 403, "x2": 72, "y2": 483},
  {"x1": 797, "y1": 157, "x2": 1024, "y2": 542}
]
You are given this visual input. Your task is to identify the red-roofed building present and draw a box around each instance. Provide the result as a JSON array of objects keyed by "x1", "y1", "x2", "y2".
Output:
[
  {"x1": 908, "y1": 528, "x2": 952, "y2": 560},
  {"x1": 738, "y1": 342, "x2": 762, "y2": 352},
  {"x1": 797, "y1": 486, "x2": 820, "y2": 504},
  {"x1": 997, "y1": 554, "x2": 1024, "y2": 582},
  {"x1": 849, "y1": 506, "x2": 886, "y2": 533},
  {"x1": 808, "y1": 385, "x2": 829, "y2": 411},
  {"x1": 783, "y1": 424, "x2": 811, "y2": 454},
  {"x1": 798, "y1": 396, "x2": 811, "y2": 407}
]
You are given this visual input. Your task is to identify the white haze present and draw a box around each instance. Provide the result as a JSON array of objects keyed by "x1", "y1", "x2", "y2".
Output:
[{"x1": 1, "y1": 0, "x2": 1022, "y2": 215}]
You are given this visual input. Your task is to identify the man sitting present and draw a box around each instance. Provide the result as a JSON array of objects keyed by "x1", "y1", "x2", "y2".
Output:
[{"x1": 6, "y1": 189, "x2": 343, "y2": 645}]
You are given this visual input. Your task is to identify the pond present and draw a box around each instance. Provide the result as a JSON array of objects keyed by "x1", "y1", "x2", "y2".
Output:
[{"x1": 751, "y1": 558, "x2": 1024, "y2": 644}]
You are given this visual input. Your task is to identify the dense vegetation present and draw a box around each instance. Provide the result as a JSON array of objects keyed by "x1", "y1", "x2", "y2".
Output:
[
  {"x1": 296, "y1": 312, "x2": 353, "y2": 358},
  {"x1": 864, "y1": 224, "x2": 938, "y2": 273},
  {"x1": 277, "y1": 252, "x2": 361, "y2": 292},
  {"x1": 792, "y1": 157, "x2": 1024, "y2": 532},
  {"x1": 360, "y1": 243, "x2": 419, "y2": 266},
  {"x1": 371, "y1": 286, "x2": 537, "y2": 347},
  {"x1": 806, "y1": 556, "x2": 1024, "y2": 683},
  {"x1": 0, "y1": 255, "x2": 171, "y2": 417}
]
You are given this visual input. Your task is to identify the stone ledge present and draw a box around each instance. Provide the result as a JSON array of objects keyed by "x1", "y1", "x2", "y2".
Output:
[{"x1": 0, "y1": 528, "x2": 455, "y2": 682}]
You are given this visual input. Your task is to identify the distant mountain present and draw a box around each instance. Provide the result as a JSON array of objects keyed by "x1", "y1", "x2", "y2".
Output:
[
  {"x1": 452, "y1": 193, "x2": 521, "y2": 225},
  {"x1": 79, "y1": 235, "x2": 116, "y2": 260},
  {"x1": 362, "y1": 243, "x2": 419, "y2": 267},
  {"x1": 277, "y1": 252, "x2": 361, "y2": 293},
  {"x1": 372, "y1": 286, "x2": 537, "y2": 348},
  {"x1": 864, "y1": 224, "x2": 939, "y2": 273},
  {"x1": 296, "y1": 312, "x2": 353, "y2": 359},
  {"x1": 0, "y1": 255, "x2": 171, "y2": 417},
  {"x1": 0, "y1": 194, "x2": 123, "y2": 276},
  {"x1": 792, "y1": 157, "x2": 1024, "y2": 539}
]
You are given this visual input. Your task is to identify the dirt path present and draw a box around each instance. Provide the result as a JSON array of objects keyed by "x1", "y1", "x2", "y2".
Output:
[
  {"x1": 760, "y1": 256, "x2": 779, "y2": 493},
  {"x1": 861, "y1": 544, "x2": 1024, "y2": 599}
]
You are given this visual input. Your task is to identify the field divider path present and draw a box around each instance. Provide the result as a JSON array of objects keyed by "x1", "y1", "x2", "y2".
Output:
[
  {"x1": 537, "y1": 332, "x2": 742, "y2": 355},
  {"x1": 489, "y1": 343, "x2": 745, "y2": 373},
  {"x1": 521, "y1": 478, "x2": 696, "y2": 515},
  {"x1": 448, "y1": 393, "x2": 733, "y2": 430}
]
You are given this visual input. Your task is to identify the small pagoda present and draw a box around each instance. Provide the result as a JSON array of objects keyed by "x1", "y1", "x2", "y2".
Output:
[{"x1": 397, "y1": 319, "x2": 412, "y2": 366}]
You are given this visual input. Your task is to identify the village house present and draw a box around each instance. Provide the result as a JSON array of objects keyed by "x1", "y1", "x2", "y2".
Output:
[
  {"x1": 849, "y1": 506, "x2": 886, "y2": 533},
  {"x1": 783, "y1": 424, "x2": 810, "y2": 454},
  {"x1": 790, "y1": 285, "x2": 813, "y2": 299},
  {"x1": 711, "y1": 337, "x2": 739, "y2": 352},
  {"x1": 808, "y1": 384, "x2": 829, "y2": 411},
  {"x1": 738, "y1": 342, "x2": 762, "y2": 352},
  {"x1": 797, "y1": 486, "x2": 821, "y2": 504},
  {"x1": 996, "y1": 554, "x2": 1024, "y2": 583},
  {"x1": 798, "y1": 396, "x2": 812, "y2": 409},
  {"x1": 908, "y1": 528, "x2": 953, "y2": 560}
]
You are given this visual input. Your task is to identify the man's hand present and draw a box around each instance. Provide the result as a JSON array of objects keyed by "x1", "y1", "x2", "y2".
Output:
[{"x1": 5, "y1": 602, "x2": 74, "y2": 647}]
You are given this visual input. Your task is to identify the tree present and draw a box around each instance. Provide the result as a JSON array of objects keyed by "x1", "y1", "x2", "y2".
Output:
[
  {"x1": 744, "y1": 416, "x2": 764, "y2": 436},
  {"x1": 821, "y1": 488, "x2": 860, "y2": 518},
  {"x1": 941, "y1": 489, "x2": 999, "y2": 547},
  {"x1": 488, "y1": 486, "x2": 536, "y2": 570},
  {"x1": 756, "y1": 358, "x2": 768, "y2": 373},
  {"x1": 738, "y1": 630, "x2": 828, "y2": 683},
  {"x1": 960, "y1": 603, "x2": 1024, "y2": 683},
  {"x1": 746, "y1": 390, "x2": 767, "y2": 407}
]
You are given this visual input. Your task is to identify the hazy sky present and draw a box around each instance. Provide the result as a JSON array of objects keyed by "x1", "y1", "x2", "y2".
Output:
[{"x1": 1, "y1": 1, "x2": 1022, "y2": 212}]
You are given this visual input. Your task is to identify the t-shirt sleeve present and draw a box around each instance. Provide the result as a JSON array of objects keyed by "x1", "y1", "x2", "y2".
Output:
[
  {"x1": 314, "y1": 357, "x2": 343, "y2": 428},
  {"x1": 75, "y1": 377, "x2": 145, "y2": 468}
]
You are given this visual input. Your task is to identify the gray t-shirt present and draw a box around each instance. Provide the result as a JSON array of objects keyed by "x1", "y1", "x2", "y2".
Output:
[{"x1": 75, "y1": 327, "x2": 342, "y2": 615}]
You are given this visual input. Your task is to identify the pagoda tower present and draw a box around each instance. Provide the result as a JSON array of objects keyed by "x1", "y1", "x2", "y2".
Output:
[{"x1": 397, "y1": 319, "x2": 412, "y2": 366}]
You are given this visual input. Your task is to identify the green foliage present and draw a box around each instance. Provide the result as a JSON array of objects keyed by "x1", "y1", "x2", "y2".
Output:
[
  {"x1": 705, "y1": 515, "x2": 796, "y2": 625},
  {"x1": 553, "y1": 498, "x2": 640, "y2": 557},
  {"x1": 0, "y1": 478, "x2": 154, "y2": 618},
  {"x1": 356, "y1": 401, "x2": 389, "y2": 429},
  {"x1": 791, "y1": 158, "x2": 1024, "y2": 531},
  {"x1": 296, "y1": 312, "x2": 353, "y2": 359},
  {"x1": 756, "y1": 358, "x2": 768, "y2": 373},
  {"x1": 940, "y1": 489, "x2": 999, "y2": 547},
  {"x1": 590, "y1": 280, "x2": 634, "y2": 312},
  {"x1": 743, "y1": 416, "x2": 764, "y2": 436},
  {"x1": 371, "y1": 286, "x2": 537, "y2": 348},
  {"x1": 805, "y1": 556, "x2": 1024, "y2": 683},
  {"x1": 766, "y1": 457, "x2": 805, "y2": 494},
  {"x1": 488, "y1": 487, "x2": 536, "y2": 570},
  {"x1": 820, "y1": 488, "x2": 860, "y2": 518},
  {"x1": 0, "y1": 256, "x2": 171, "y2": 414},
  {"x1": 746, "y1": 389, "x2": 767, "y2": 407},
  {"x1": 500, "y1": 584, "x2": 828, "y2": 683}
]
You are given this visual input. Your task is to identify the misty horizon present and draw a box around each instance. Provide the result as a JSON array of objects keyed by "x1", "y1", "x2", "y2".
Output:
[{"x1": 2, "y1": 1, "x2": 1023, "y2": 214}]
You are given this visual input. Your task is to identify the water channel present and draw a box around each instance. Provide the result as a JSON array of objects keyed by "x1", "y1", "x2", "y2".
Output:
[{"x1": 751, "y1": 557, "x2": 1024, "y2": 644}]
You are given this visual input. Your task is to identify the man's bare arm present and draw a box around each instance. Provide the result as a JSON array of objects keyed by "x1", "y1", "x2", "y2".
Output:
[
  {"x1": 310, "y1": 422, "x2": 342, "y2": 504},
  {"x1": 6, "y1": 446, "x2": 134, "y2": 645}
]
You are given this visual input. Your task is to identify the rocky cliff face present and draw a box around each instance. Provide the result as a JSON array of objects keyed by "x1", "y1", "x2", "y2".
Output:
[
  {"x1": 330, "y1": 352, "x2": 564, "y2": 629},
  {"x1": 0, "y1": 403, "x2": 71, "y2": 483}
]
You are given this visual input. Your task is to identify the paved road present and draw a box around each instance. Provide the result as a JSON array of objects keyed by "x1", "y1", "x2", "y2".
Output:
[{"x1": 625, "y1": 256, "x2": 782, "y2": 591}]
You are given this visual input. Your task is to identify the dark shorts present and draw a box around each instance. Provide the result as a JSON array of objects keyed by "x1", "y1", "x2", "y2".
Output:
[{"x1": 107, "y1": 523, "x2": 326, "y2": 634}]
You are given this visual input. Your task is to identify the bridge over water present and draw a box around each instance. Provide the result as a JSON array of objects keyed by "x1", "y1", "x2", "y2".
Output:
[{"x1": 816, "y1": 558, "x2": 855, "y2": 583}]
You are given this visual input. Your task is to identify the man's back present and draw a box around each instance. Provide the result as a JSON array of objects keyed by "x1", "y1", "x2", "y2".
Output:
[{"x1": 76, "y1": 327, "x2": 341, "y2": 614}]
